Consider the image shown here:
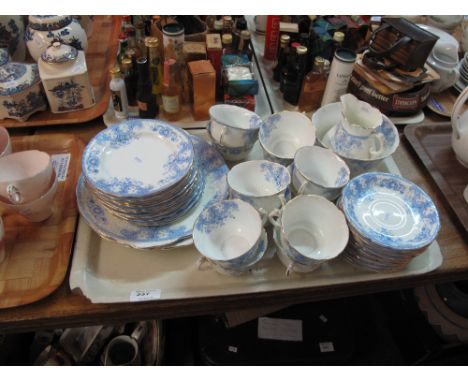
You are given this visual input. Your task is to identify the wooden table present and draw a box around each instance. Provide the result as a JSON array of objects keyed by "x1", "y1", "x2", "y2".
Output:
[{"x1": 0, "y1": 22, "x2": 467, "y2": 334}]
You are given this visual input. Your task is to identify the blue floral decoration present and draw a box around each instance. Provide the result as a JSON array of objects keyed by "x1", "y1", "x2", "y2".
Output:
[{"x1": 260, "y1": 161, "x2": 290, "y2": 190}]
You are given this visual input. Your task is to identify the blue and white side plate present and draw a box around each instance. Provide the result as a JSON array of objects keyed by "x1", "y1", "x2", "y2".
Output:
[
  {"x1": 77, "y1": 135, "x2": 229, "y2": 249},
  {"x1": 82, "y1": 119, "x2": 194, "y2": 198},
  {"x1": 341, "y1": 172, "x2": 440, "y2": 251}
]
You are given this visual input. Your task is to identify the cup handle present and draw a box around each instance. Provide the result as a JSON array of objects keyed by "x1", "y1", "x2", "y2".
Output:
[
  {"x1": 7, "y1": 185, "x2": 21, "y2": 204},
  {"x1": 369, "y1": 132, "x2": 385, "y2": 158},
  {"x1": 257, "y1": 207, "x2": 269, "y2": 226},
  {"x1": 285, "y1": 264, "x2": 293, "y2": 277},
  {"x1": 219, "y1": 127, "x2": 228, "y2": 146},
  {"x1": 297, "y1": 180, "x2": 308, "y2": 195},
  {"x1": 268, "y1": 208, "x2": 282, "y2": 228},
  {"x1": 197, "y1": 257, "x2": 212, "y2": 271},
  {"x1": 130, "y1": 322, "x2": 147, "y2": 344},
  {"x1": 277, "y1": 194, "x2": 287, "y2": 207}
]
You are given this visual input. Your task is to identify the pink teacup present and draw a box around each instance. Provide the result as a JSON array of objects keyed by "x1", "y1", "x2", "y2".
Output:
[
  {"x1": 0, "y1": 150, "x2": 52, "y2": 204},
  {"x1": 0, "y1": 126, "x2": 12, "y2": 158},
  {"x1": 0, "y1": 169, "x2": 58, "y2": 222}
]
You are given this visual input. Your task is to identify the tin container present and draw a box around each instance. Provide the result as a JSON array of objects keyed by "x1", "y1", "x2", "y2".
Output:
[{"x1": 162, "y1": 23, "x2": 185, "y2": 62}]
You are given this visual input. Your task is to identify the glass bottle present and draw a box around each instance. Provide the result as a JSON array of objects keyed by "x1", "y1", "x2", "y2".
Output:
[
  {"x1": 222, "y1": 34, "x2": 235, "y2": 55},
  {"x1": 136, "y1": 57, "x2": 158, "y2": 118},
  {"x1": 109, "y1": 66, "x2": 128, "y2": 120},
  {"x1": 135, "y1": 21, "x2": 147, "y2": 59},
  {"x1": 213, "y1": 19, "x2": 223, "y2": 34},
  {"x1": 232, "y1": 17, "x2": 247, "y2": 52},
  {"x1": 280, "y1": 42, "x2": 300, "y2": 93},
  {"x1": 144, "y1": 36, "x2": 163, "y2": 98},
  {"x1": 283, "y1": 45, "x2": 308, "y2": 105},
  {"x1": 298, "y1": 56, "x2": 327, "y2": 112},
  {"x1": 273, "y1": 34, "x2": 290, "y2": 82},
  {"x1": 222, "y1": 16, "x2": 233, "y2": 34},
  {"x1": 126, "y1": 29, "x2": 143, "y2": 59},
  {"x1": 120, "y1": 58, "x2": 138, "y2": 106},
  {"x1": 324, "y1": 31, "x2": 345, "y2": 62},
  {"x1": 238, "y1": 30, "x2": 252, "y2": 60},
  {"x1": 306, "y1": 22, "x2": 320, "y2": 72},
  {"x1": 162, "y1": 58, "x2": 181, "y2": 121},
  {"x1": 121, "y1": 15, "x2": 133, "y2": 34},
  {"x1": 117, "y1": 33, "x2": 128, "y2": 64}
]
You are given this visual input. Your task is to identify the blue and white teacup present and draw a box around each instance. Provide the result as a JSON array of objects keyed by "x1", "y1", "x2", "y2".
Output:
[
  {"x1": 208, "y1": 105, "x2": 263, "y2": 148},
  {"x1": 259, "y1": 111, "x2": 316, "y2": 166},
  {"x1": 292, "y1": 146, "x2": 350, "y2": 201},
  {"x1": 227, "y1": 160, "x2": 290, "y2": 217},
  {"x1": 193, "y1": 199, "x2": 267, "y2": 271},
  {"x1": 269, "y1": 195, "x2": 349, "y2": 266}
]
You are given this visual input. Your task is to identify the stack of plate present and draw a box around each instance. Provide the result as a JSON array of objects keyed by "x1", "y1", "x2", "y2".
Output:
[
  {"x1": 77, "y1": 120, "x2": 229, "y2": 249},
  {"x1": 339, "y1": 172, "x2": 440, "y2": 273},
  {"x1": 81, "y1": 119, "x2": 204, "y2": 227}
]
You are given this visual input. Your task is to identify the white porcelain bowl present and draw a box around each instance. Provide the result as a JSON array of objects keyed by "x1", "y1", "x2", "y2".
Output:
[
  {"x1": 269, "y1": 194, "x2": 349, "y2": 266},
  {"x1": 193, "y1": 199, "x2": 264, "y2": 269},
  {"x1": 208, "y1": 105, "x2": 263, "y2": 148},
  {"x1": 292, "y1": 146, "x2": 350, "y2": 200},
  {"x1": 0, "y1": 150, "x2": 52, "y2": 204},
  {"x1": 259, "y1": 111, "x2": 316, "y2": 166},
  {"x1": 0, "y1": 126, "x2": 12, "y2": 158},
  {"x1": 426, "y1": 16, "x2": 464, "y2": 34},
  {"x1": 0, "y1": 169, "x2": 58, "y2": 222},
  {"x1": 228, "y1": 160, "x2": 290, "y2": 215}
]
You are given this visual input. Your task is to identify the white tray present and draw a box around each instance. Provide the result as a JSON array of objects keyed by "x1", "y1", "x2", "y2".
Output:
[{"x1": 69, "y1": 131, "x2": 443, "y2": 304}]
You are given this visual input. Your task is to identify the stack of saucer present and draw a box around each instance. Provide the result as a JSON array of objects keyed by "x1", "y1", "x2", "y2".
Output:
[
  {"x1": 455, "y1": 53, "x2": 468, "y2": 92},
  {"x1": 81, "y1": 119, "x2": 203, "y2": 227},
  {"x1": 339, "y1": 172, "x2": 440, "y2": 273}
]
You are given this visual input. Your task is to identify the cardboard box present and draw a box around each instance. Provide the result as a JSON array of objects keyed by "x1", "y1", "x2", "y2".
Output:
[
  {"x1": 224, "y1": 93, "x2": 256, "y2": 112},
  {"x1": 188, "y1": 60, "x2": 216, "y2": 120},
  {"x1": 183, "y1": 41, "x2": 207, "y2": 62}
]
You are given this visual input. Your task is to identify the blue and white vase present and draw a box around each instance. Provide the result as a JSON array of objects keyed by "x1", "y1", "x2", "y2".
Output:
[
  {"x1": 38, "y1": 42, "x2": 95, "y2": 114},
  {"x1": 0, "y1": 16, "x2": 26, "y2": 62},
  {"x1": 26, "y1": 15, "x2": 88, "y2": 61},
  {"x1": 0, "y1": 48, "x2": 47, "y2": 121}
]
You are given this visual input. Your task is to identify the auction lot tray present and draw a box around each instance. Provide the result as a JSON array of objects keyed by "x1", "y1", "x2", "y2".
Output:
[
  {"x1": 69, "y1": 130, "x2": 443, "y2": 304},
  {"x1": 404, "y1": 122, "x2": 468, "y2": 234},
  {"x1": 2, "y1": 16, "x2": 120, "y2": 129},
  {"x1": 0, "y1": 134, "x2": 84, "y2": 308}
]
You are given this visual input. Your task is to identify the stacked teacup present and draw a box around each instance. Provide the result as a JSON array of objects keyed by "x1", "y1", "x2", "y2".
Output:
[
  {"x1": 269, "y1": 195, "x2": 349, "y2": 276},
  {"x1": 207, "y1": 104, "x2": 263, "y2": 161},
  {"x1": 193, "y1": 199, "x2": 268, "y2": 275},
  {"x1": 0, "y1": 148, "x2": 58, "y2": 222}
]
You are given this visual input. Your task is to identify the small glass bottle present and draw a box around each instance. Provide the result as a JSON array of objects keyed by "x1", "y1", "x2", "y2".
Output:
[
  {"x1": 222, "y1": 34, "x2": 235, "y2": 55},
  {"x1": 232, "y1": 17, "x2": 247, "y2": 52},
  {"x1": 120, "y1": 58, "x2": 138, "y2": 106},
  {"x1": 109, "y1": 66, "x2": 129, "y2": 120},
  {"x1": 117, "y1": 33, "x2": 128, "y2": 64},
  {"x1": 280, "y1": 42, "x2": 300, "y2": 93},
  {"x1": 298, "y1": 56, "x2": 327, "y2": 112},
  {"x1": 135, "y1": 21, "x2": 147, "y2": 59},
  {"x1": 273, "y1": 34, "x2": 290, "y2": 82},
  {"x1": 126, "y1": 28, "x2": 143, "y2": 59},
  {"x1": 213, "y1": 19, "x2": 223, "y2": 34},
  {"x1": 238, "y1": 30, "x2": 252, "y2": 60},
  {"x1": 144, "y1": 36, "x2": 163, "y2": 98},
  {"x1": 136, "y1": 57, "x2": 158, "y2": 118},
  {"x1": 120, "y1": 15, "x2": 133, "y2": 34},
  {"x1": 324, "y1": 31, "x2": 345, "y2": 62},
  {"x1": 162, "y1": 58, "x2": 181, "y2": 121},
  {"x1": 283, "y1": 45, "x2": 308, "y2": 105}
]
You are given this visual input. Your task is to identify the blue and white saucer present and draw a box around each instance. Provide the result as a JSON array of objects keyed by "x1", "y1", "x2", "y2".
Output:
[
  {"x1": 77, "y1": 135, "x2": 229, "y2": 249},
  {"x1": 341, "y1": 172, "x2": 440, "y2": 251},
  {"x1": 82, "y1": 119, "x2": 195, "y2": 198}
]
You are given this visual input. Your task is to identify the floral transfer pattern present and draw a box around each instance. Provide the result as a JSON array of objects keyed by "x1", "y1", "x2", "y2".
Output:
[{"x1": 194, "y1": 200, "x2": 240, "y2": 234}]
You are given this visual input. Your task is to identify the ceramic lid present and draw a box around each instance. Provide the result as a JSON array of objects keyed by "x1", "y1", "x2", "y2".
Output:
[
  {"x1": 41, "y1": 41, "x2": 78, "y2": 64},
  {"x1": 0, "y1": 48, "x2": 9, "y2": 66},
  {"x1": 0, "y1": 62, "x2": 41, "y2": 96},
  {"x1": 28, "y1": 15, "x2": 72, "y2": 31}
]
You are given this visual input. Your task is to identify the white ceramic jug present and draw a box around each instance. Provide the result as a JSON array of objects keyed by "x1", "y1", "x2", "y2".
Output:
[{"x1": 451, "y1": 86, "x2": 468, "y2": 168}]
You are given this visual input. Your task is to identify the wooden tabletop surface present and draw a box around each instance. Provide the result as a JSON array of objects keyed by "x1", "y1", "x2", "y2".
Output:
[{"x1": 0, "y1": 110, "x2": 466, "y2": 334}]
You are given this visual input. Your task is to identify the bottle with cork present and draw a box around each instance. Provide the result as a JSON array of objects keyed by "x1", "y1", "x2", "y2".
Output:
[
  {"x1": 273, "y1": 34, "x2": 290, "y2": 82},
  {"x1": 120, "y1": 58, "x2": 137, "y2": 106},
  {"x1": 109, "y1": 66, "x2": 129, "y2": 120},
  {"x1": 162, "y1": 58, "x2": 182, "y2": 121},
  {"x1": 136, "y1": 57, "x2": 158, "y2": 118},
  {"x1": 144, "y1": 36, "x2": 163, "y2": 100},
  {"x1": 283, "y1": 45, "x2": 308, "y2": 105}
]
